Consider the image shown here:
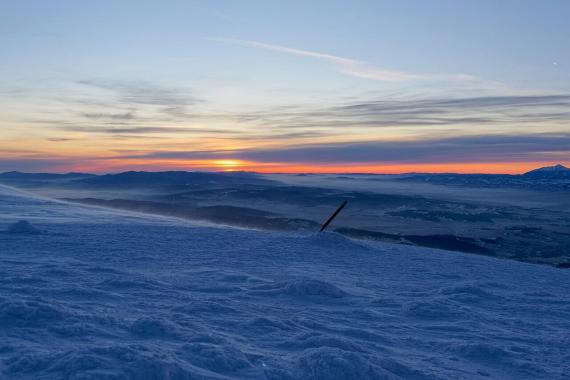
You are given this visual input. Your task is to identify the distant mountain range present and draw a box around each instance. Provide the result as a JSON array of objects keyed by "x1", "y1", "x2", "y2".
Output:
[
  {"x1": 395, "y1": 164, "x2": 570, "y2": 191},
  {"x1": 0, "y1": 170, "x2": 276, "y2": 190},
  {"x1": 72, "y1": 171, "x2": 276, "y2": 189},
  {"x1": 0, "y1": 164, "x2": 568, "y2": 191},
  {"x1": 0, "y1": 171, "x2": 95, "y2": 181},
  {"x1": 1, "y1": 165, "x2": 568, "y2": 265}
]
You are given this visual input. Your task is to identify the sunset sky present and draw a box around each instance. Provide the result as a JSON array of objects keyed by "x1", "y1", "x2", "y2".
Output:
[{"x1": 1, "y1": 0, "x2": 569, "y2": 174}]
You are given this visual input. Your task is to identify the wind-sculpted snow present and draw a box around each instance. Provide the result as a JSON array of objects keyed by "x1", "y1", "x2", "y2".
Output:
[
  {"x1": 0, "y1": 186, "x2": 569, "y2": 379},
  {"x1": 0, "y1": 185, "x2": 196, "y2": 226}
]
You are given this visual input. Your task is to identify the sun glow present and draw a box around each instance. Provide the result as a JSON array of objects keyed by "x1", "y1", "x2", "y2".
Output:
[{"x1": 213, "y1": 159, "x2": 243, "y2": 171}]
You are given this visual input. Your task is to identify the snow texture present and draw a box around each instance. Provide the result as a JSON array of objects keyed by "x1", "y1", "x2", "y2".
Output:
[
  {"x1": 7, "y1": 220, "x2": 41, "y2": 235},
  {"x1": 0, "y1": 184, "x2": 569, "y2": 379}
]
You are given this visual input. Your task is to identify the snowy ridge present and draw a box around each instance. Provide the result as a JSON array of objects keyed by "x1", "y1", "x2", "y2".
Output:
[
  {"x1": 0, "y1": 184, "x2": 209, "y2": 227},
  {"x1": 0, "y1": 186, "x2": 569, "y2": 379}
]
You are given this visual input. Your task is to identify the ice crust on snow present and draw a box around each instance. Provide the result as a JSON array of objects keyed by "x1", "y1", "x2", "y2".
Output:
[{"x1": 0, "y1": 185, "x2": 569, "y2": 379}]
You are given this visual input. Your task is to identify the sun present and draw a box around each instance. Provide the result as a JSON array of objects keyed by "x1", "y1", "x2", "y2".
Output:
[{"x1": 214, "y1": 159, "x2": 243, "y2": 171}]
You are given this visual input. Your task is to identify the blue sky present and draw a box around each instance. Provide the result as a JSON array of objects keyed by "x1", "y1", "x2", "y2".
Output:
[{"x1": 1, "y1": 0, "x2": 569, "y2": 173}]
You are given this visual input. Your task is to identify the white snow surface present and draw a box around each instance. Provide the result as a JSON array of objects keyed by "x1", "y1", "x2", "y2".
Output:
[{"x1": 0, "y1": 185, "x2": 569, "y2": 379}]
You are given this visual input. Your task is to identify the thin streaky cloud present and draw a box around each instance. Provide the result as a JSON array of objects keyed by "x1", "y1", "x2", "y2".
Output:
[
  {"x1": 76, "y1": 79, "x2": 202, "y2": 107},
  {"x1": 209, "y1": 37, "x2": 358, "y2": 65},
  {"x1": 209, "y1": 37, "x2": 476, "y2": 83}
]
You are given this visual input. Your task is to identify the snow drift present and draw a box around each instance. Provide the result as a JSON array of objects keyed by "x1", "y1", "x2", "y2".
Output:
[{"x1": 0, "y1": 185, "x2": 569, "y2": 379}]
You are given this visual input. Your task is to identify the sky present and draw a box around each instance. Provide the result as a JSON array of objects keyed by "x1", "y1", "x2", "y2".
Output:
[{"x1": 1, "y1": 0, "x2": 569, "y2": 174}]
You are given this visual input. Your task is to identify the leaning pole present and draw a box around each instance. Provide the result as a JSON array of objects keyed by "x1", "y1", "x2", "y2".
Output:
[{"x1": 319, "y1": 200, "x2": 348, "y2": 232}]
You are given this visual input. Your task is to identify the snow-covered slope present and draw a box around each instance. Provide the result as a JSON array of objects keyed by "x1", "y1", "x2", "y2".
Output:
[{"x1": 0, "y1": 185, "x2": 568, "y2": 380}]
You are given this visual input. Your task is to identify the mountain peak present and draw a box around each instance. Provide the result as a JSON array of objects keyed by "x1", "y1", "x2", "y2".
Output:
[
  {"x1": 528, "y1": 164, "x2": 568, "y2": 172},
  {"x1": 523, "y1": 164, "x2": 570, "y2": 178}
]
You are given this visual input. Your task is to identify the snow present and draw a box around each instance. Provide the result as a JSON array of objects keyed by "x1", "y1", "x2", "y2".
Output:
[
  {"x1": 7, "y1": 220, "x2": 41, "y2": 235},
  {"x1": 0, "y1": 184, "x2": 569, "y2": 379}
]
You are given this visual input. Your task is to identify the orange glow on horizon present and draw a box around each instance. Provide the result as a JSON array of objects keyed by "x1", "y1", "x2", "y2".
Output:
[{"x1": 29, "y1": 157, "x2": 569, "y2": 175}]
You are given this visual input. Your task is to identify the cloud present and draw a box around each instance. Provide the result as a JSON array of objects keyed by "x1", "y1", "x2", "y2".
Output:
[
  {"x1": 116, "y1": 149, "x2": 235, "y2": 160},
  {"x1": 222, "y1": 94, "x2": 570, "y2": 130},
  {"x1": 77, "y1": 79, "x2": 202, "y2": 107},
  {"x1": 420, "y1": 94, "x2": 570, "y2": 109},
  {"x1": 238, "y1": 133, "x2": 570, "y2": 164},
  {"x1": 81, "y1": 112, "x2": 136, "y2": 121},
  {"x1": 116, "y1": 133, "x2": 570, "y2": 164},
  {"x1": 47, "y1": 137, "x2": 75, "y2": 142},
  {"x1": 7, "y1": 133, "x2": 569, "y2": 173},
  {"x1": 0, "y1": 158, "x2": 76, "y2": 172},
  {"x1": 59, "y1": 126, "x2": 233, "y2": 135},
  {"x1": 209, "y1": 37, "x2": 476, "y2": 82},
  {"x1": 35, "y1": 85, "x2": 570, "y2": 149},
  {"x1": 325, "y1": 94, "x2": 570, "y2": 127}
]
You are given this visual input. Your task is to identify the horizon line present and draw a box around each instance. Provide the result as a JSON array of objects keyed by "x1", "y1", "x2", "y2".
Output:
[{"x1": 1, "y1": 163, "x2": 567, "y2": 177}]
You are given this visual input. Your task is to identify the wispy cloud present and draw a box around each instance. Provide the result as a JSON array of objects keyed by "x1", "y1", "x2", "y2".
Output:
[
  {"x1": 209, "y1": 37, "x2": 476, "y2": 82},
  {"x1": 77, "y1": 79, "x2": 202, "y2": 107},
  {"x1": 60, "y1": 126, "x2": 233, "y2": 136},
  {"x1": 200, "y1": 93, "x2": 570, "y2": 131},
  {"x1": 46, "y1": 137, "x2": 75, "y2": 142},
  {"x1": 81, "y1": 111, "x2": 136, "y2": 121}
]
